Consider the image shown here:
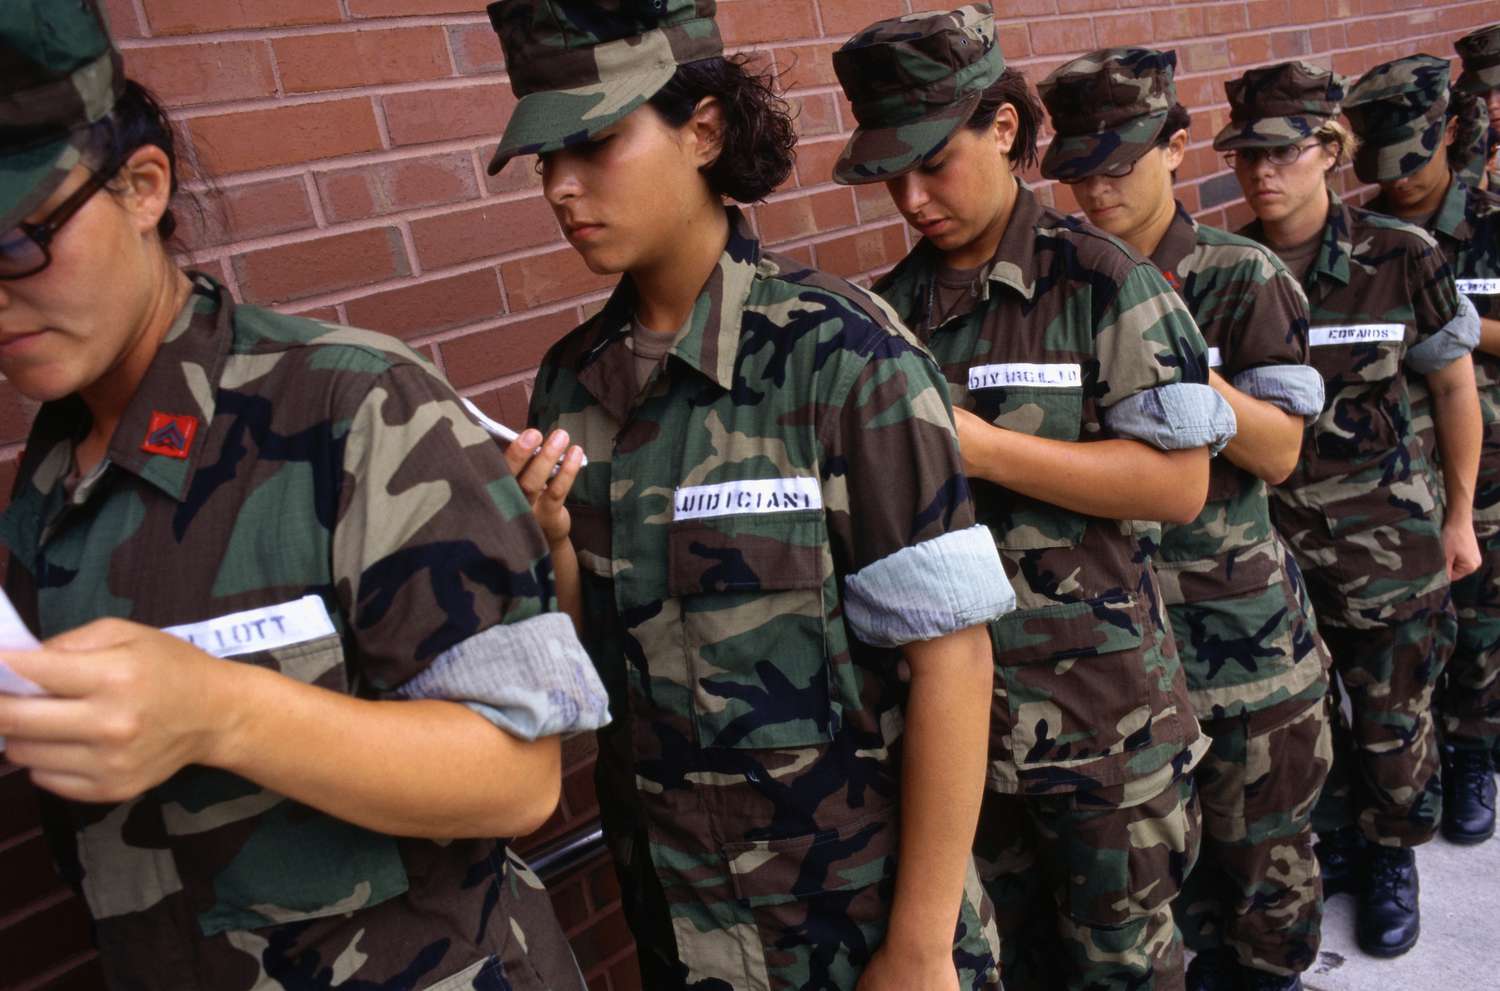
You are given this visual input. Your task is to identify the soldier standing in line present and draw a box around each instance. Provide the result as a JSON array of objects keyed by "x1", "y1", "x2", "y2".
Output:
[
  {"x1": 831, "y1": 9, "x2": 1237, "y2": 990},
  {"x1": 1346, "y1": 53, "x2": 1500, "y2": 847},
  {"x1": 1042, "y1": 47, "x2": 1333, "y2": 991},
  {"x1": 485, "y1": 1, "x2": 1014, "y2": 989},
  {"x1": 0, "y1": 2, "x2": 611, "y2": 989},
  {"x1": 1456, "y1": 25, "x2": 1500, "y2": 192},
  {"x1": 1217, "y1": 59, "x2": 1482, "y2": 959}
]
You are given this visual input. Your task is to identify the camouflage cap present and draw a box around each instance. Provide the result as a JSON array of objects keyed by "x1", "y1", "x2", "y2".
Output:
[
  {"x1": 1344, "y1": 55, "x2": 1450, "y2": 183},
  {"x1": 831, "y1": 4, "x2": 1003, "y2": 186},
  {"x1": 1212, "y1": 60, "x2": 1345, "y2": 151},
  {"x1": 1455, "y1": 23, "x2": 1500, "y2": 95},
  {"x1": 1037, "y1": 48, "x2": 1177, "y2": 181},
  {"x1": 486, "y1": 0, "x2": 723, "y2": 173},
  {"x1": 0, "y1": 0, "x2": 125, "y2": 232}
]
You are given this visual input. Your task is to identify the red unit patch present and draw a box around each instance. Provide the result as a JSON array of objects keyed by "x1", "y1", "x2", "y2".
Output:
[{"x1": 141, "y1": 412, "x2": 199, "y2": 459}]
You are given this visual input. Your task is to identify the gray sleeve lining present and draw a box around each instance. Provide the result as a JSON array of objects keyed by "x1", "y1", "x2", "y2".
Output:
[
  {"x1": 1406, "y1": 294, "x2": 1480, "y2": 374},
  {"x1": 1101, "y1": 382, "x2": 1238, "y2": 455},
  {"x1": 1230, "y1": 364, "x2": 1325, "y2": 417},
  {"x1": 842, "y1": 525, "x2": 1014, "y2": 649},
  {"x1": 394, "y1": 613, "x2": 610, "y2": 741}
]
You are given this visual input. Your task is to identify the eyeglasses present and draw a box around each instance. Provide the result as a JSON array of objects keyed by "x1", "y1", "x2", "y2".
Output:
[
  {"x1": 1057, "y1": 156, "x2": 1139, "y2": 185},
  {"x1": 1222, "y1": 141, "x2": 1324, "y2": 170},
  {"x1": 0, "y1": 162, "x2": 122, "y2": 281}
]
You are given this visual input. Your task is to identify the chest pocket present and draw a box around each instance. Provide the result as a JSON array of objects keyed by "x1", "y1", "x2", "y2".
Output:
[
  {"x1": 152, "y1": 630, "x2": 410, "y2": 936},
  {"x1": 970, "y1": 367, "x2": 1088, "y2": 551},
  {"x1": 667, "y1": 508, "x2": 835, "y2": 750},
  {"x1": 1306, "y1": 325, "x2": 1408, "y2": 468}
]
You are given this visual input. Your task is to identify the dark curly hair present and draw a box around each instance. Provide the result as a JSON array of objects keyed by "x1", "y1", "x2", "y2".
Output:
[
  {"x1": 1155, "y1": 102, "x2": 1192, "y2": 148},
  {"x1": 649, "y1": 55, "x2": 797, "y2": 203},
  {"x1": 964, "y1": 67, "x2": 1044, "y2": 170},
  {"x1": 79, "y1": 79, "x2": 185, "y2": 244}
]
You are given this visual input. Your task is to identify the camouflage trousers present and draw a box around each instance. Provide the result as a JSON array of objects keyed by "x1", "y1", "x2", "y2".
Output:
[
  {"x1": 1274, "y1": 495, "x2": 1452, "y2": 846},
  {"x1": 1436, "y1": 518, "x2": 1500, "y2": 751},
  {"x1": 974, "y1": 769, "x2": 1201, "y2": 991},
  {"x1": 1175, "y1": 696, "x2": 1332, "y2": 977}
]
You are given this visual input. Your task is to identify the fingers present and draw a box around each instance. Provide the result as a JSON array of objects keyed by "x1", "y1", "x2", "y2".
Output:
[
  {"x1": 44, "y1": 616, "x2": 142, "y2": 652},
  {"x1": 542, "y1": 446, "x2": 585, "y2": 507},
  {"x1": 511, "y1": 429, "x2": 573, "y2": 499},
  {"x1": 0, "y1": 695, "x2": 98, "y2": 742}
]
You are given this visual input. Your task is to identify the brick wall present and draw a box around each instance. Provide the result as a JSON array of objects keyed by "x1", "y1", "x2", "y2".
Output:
[{"x1": 1, "y1": 1, "x2": 1495, "y2": 989}]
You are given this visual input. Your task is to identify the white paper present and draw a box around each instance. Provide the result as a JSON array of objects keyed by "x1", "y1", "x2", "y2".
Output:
[
  {"x1": 460, "y1": 397, "x2": 587, "y2": 469},
  {"x1": 0, "y1": 584, "x2": 42, "y2": 696}
]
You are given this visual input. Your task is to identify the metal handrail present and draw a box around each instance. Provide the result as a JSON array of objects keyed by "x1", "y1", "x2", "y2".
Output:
[{"x1": 526, "y1": 822, "x2": 608, "y2": 882}]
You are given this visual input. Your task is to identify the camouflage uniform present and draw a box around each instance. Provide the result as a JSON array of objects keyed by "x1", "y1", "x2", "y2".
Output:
[
  {"x1": 0, "y1": 277, "x2": 607, "y2": 991},
  {"x1": 1042, "y1": 48, "x2": 1336, "y2": 980},
  {"x1": 489, "y1": 3, "x2": 1013, "y2": 988},
  {"x1": 1456, "y1": 24, "x2": 1500, "y2": 191},
  {"x1": 1218, "y1": 62, "x2": 1479, "y2": 848},
  {"x1": 1354, "y1": 58, "x2": 1500, "y2": 760},
  {"x1": 833, "y1": 14, "x2": 1238, "y2": 990}
]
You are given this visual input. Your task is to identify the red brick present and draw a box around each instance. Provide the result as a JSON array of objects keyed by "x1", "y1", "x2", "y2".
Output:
[
  {"x1": 439, "y1": 309, "x2": 579, "y2": 388},
  {"x1": 610, "y1": 954, "x2": 645, "y2": 991},
  {"x1": 587, "y1": 859, "x2": 623, "y2": 911},
  {"x1": 1205, "y1": 4, "x2": 1250, "y2": 33},
  {"x1": 125, "y1": 42, "x2": 275, "y2": 107},
  {"x1": 913, "y1": 0, "x2": 1053, "y2": 12},
  {"x1": 718, "y1": 0, "x2": 819, "y2": 47},
  {"x1": 234, "y1": 227, "x2": 409, "y2": 305},
  {"x1": 410, "y1": 197, "x2": 560, "y2": 271},
  {"x1": 1092, "y1": 12, "x2": 1152, "y2": 48},
  {"x1": 778, "y1": 244, "x2": 817, "y2": 269},
  {"x1": 1271, "y1": 29, "x2": 1314, "y2": 59},
  {"x1": 1029, "y1": 17, "x2": 1095, "y2": 56},
  {"x1": 468, "y1": 383, "x2": 533, "y2": 439},
  {"x1": 141, "y1": 0, "x2": 342, "y2": 34},
  {"x1": 755, "y1": 189, "x2": 857, "y2": 245},
  {"x1": 0, "y1": 379, "x2": 38, "y2": 447},
  {"x1": 274, "y1": 29, "x2": 452, "y2": 94},
  {"x1": 547, "y1": 875, "x2": 592, "y2": 933},
  {"x1": 998, "y1": 24, "x2": 1032, "y2": 60},
  {"x1": 794, "y1": 139, "x2": 844, "y2": 189},
  {"x1": 318, "y1": 152, "x2": 481, "y2": 223},
  {"x1": 1245, "y1": 0, "x2": 1294, "y2": 29},
  {"x1": 776, "y1": 42, "x2": 840, "y2": 91},
  {"x1": 188, "y1": 100, "x2": 382, "y2": 175},
  {"x1": 817, "y1": 0, "x2": 904, "y2": 37},
  {"x1": 348, "y1": 0, "x2": 480, "y2": 13},
  {"x1": 814, "y1": 224, "x2": 908, "y2": 280},
  {"x1": 501, "y1": 249, "x2": 616, "y2": 310},
  {"x1": 181, "y1": 176, "x2": 316, "y2": 250},
  {"x1": 483, "y1": 147, "x2": 545, "y2": 195},
  {"x1": 344, "y1": 269, "x2": 504, "y2": 340},
  {"x1": 449, "y1": 23, "x2": 506, "y2": 76},
  {"x1": 1057, "y1": 0, "x2": 1117, "y2": 11},
  {"x1": 383, "y1": 84, "x2": 516, "y2": 147},
  {"x1": 570, "y1": 907, "x2": 635, "y2": 971},
  {"x1": 101, "y1": 0, "x2": 143, "y2": 37},
  {"x1": 1344, "y1": 17, "x2": 1381, "y2": 47},
  {"x1": 1151, "y1": 6, "x2": 1207, "y2": 41},
  {"x1": 289, "y1": 305, "x2": 343, "y2": 323},
  {"x1": 1182, "y1": 41, "x2": 1230, "y2": 73},
  {"x1": 1228, "y1": 34, "x2": 1275, "y2": 66},
  {"x1": 793, "y1": 92, "x2": 842, "y2": 138}
]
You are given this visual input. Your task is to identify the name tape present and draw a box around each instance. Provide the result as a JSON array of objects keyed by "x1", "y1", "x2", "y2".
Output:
[
  {"x1": 1207, "y1": 347, "x2": 1223, "y2": 368},
  {"x1": 673, "y1": 478, "x2": 822, "y2": 521},
  {"x1": 1309, "y1": 323, "x2": 1404, "y2": 346},
  {"x1": 165, "y1": 595, "x2": 337, "y2": 659},
  {"x1": 968, "y1": 362, "x2": 1082, "y2": 390},
  {"x1": 1457, "y1": 279, "x2": 1500, "y2": 296}
]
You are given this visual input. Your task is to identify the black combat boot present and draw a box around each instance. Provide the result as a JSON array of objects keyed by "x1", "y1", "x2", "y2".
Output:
[
  {"x1": 1441, "y1": 745, "x2": 1497, "y2": 844},
  {"x1": 1185, "y1": 948, "x2": 1234, "y2": 991},
  {"x1": 1313, "y1": 826, "x2": 1363, "y2": 897},
  {"x1": 1356, "y1": 845, "x2": 1420, "y2": 957}
]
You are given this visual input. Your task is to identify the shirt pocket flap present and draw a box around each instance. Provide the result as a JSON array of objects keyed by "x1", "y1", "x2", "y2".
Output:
[
  {"x1": 724, "y1": 805, "x2": 897, "y2": 909},
  {"x1": 667, "y1": 511, "x2": 825, "y2": 596},
  {"x1": 990, "y1": 593, "x2": 1145, "y2": 667}
]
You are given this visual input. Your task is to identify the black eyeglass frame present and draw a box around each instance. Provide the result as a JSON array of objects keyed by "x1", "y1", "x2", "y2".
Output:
[
  {"x1": 1056, "y1": 156, "x2": 1142, "y2": 186},
  {"x1": 1221, "y1": 140, "x2": 1326, "y2": 171},
  {"x1": 0, "y1": 160, "x2": 124, "y2": 281}
]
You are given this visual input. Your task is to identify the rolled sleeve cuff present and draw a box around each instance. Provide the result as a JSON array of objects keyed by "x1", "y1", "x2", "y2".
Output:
[
  {"x1": 1406, "y1": 294, "x2": 1480, "y2": 374},
  {"x1": 1102, "y1": 382, "x2": 1237, "y2": 455},
  {"x1": 1231, "y1": 364, "x2": 1325, "y2": 418},
  {"x1": 843, "y1": 525, "x2": 1014, "y2": 649},
  {"x1": 394, "y1": 613, "x2": 611, "y2": 741}
]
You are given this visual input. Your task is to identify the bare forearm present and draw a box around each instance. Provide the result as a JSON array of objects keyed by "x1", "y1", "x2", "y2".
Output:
[
  {"x1": 886, "y1": 625, "x2": 993, "y2": 960},
  {"x1": 1208, "y1": 370, "x2": 1303, "y2": 484},
  {"x1": 1430, "y1": 356, "x2": 1483, "y2": 513},
  {"x1": 1475, "y1": 316, "x2": 1500, "y2": 359},
  {"x1": 211, "y1": 664, "x2": 562, "y2": 839},
  {"x1": 550, "y1": 538, "x2": 584, "y2": 632},
  {"x1": 968, "y1": 426, "x2": 1208, "y2": 523}
]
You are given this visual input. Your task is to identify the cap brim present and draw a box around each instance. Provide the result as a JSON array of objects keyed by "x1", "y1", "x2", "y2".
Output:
[
  {"x1": 486, "y1": 63, "x2": 676, "y2": 174},
  {"x1": 0, "y1": 135, "x2": 80, "y2": 233},
  {"x1": 1039, "y1": 112, "x2": 1167, "y2": 181},
  {"x1": 1456, "y1": 66, "x2": 1500, "y2": 94},
  {"x1": 1352, "y1": 117, "x2": 1445, "y2": 183},
  {"x1": 831, "y1": 92, "x2": 982, "y2": 186},
  {"x1": 1211, "y1": 114, "x2": 1327, "y2": 151}
]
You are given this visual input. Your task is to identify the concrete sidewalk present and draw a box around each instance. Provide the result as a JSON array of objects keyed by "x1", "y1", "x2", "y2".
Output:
[{"x1": 1301, "y1": 831, "x2": 1500, "y2": 991}]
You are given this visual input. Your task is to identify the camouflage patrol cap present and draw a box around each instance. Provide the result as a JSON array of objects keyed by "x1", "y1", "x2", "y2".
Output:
[
  {"x1": 486, "y1": 0, "x2": 723, "y2": 173},
  {"x1": 0, "y1": 0, "x2": 125, "y2": 232},
  {"x1": 1455, "y1": 23, "x2": 1500, "y2": 95},
  {"x1": 1213, "y1": 61, "x2": 1346, "y2": 151},
  {"x1": 1037, "y1": 48, "x2": 1178, "y2": 181},
  {"x1": 1344, "y1": 55, "x2": 1451, "y2": 183},
  {"x1": 831, "y1": 5, "x2": 1003, "y2": 185}
]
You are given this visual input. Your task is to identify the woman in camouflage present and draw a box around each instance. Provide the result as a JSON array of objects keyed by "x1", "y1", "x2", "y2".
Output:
[
  {"x1": 0, "y1": 3, "x2": 606, "y2": 989},
  {"x1": 832, "y1": 8, "x2": 1235, "y2": 991},
  {"x1": 1219, "y1": 59, "x2": 1482, "y2": 959},
  {"x1": 486, "y1": 1, "x2": 1013, "y2": 990}
]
